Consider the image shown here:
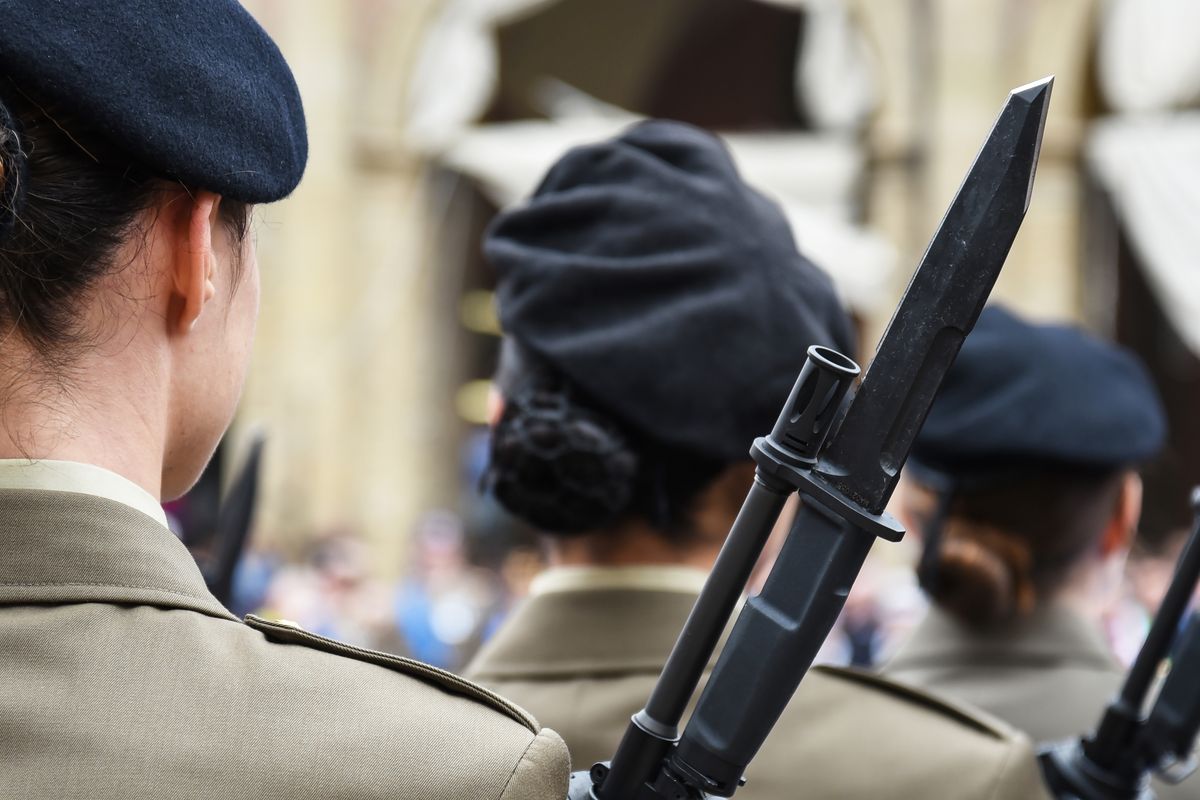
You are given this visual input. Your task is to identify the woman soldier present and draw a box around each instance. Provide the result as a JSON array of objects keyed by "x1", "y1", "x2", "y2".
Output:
[
  {"x1": 466, "y1": 120, "x2": 1050, "y2": 799},
  {"x1": 0, "y1": 3, "x2": 567, "y2": 799},
  {"x1": 888, "y1": 306, "x2": 1198, "y2": 799}
]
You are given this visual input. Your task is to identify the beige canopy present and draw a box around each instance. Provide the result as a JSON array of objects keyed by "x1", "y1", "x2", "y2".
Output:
[
  {"x1": 1090, "y1": 0, "x2": 1200, "y2": 353},
  {"x1": 403, "y1": 0, "x2": 895, "y2": 316}
]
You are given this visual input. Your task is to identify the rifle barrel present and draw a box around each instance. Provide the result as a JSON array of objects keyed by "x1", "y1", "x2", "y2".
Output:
[
  {"x1": 596, "y1": 347, "x2": 859, "y2": 800},
  {"x1": 1041, "y1": 489, "x2": 1200, "y2": 799},
  {"x1": 644, "y1": 476, "x2": 789, "y2": 725},
  {"x1": 669, "y1": 501, "x2": 875, "y2": 795},
  {"x1": 1125, "y1": 489, "x2": 1200, "y2": 710},
  {"x1": 1088, "y1": 489, "x2": 1200, "y2": 769},
  {"x1": 1140, "y1": 616, "x2": 1200, "y2": 778}
]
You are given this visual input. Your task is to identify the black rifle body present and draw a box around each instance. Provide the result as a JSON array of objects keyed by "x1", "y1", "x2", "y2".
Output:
[{"x1": 583, "y1": 76, "x2": 1054, "y2": 800}]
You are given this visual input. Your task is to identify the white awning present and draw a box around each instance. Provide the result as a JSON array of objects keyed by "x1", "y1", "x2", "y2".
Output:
[
  {"x1": 1088, "y1": 114, "x2": 1200, "y2": 355},
  {"x1": 407, "y1": 0, "x2": 891, "y2": 315},
  {"x1": 405, "y1": 0, "x2": 875, "y2": 149}
]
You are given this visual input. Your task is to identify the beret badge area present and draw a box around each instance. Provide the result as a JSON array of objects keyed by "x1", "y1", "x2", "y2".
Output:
[{"x1": 0, "y1": 96, "x2": 27, "y2": 241}]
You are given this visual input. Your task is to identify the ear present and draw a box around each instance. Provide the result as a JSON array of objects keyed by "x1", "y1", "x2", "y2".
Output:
[
  {"x1": 170, "y1": 190, "x2": 221, "y2": 335},
  {"x1": 487, "y1": 384, "x2": 506, "y2": 428},
  {"x1": 891, "y1": 474, "x2": 926, "y2": 544},
  {"x1": 1100, "y1": 471, "x2": 1142, "y2": 557}
]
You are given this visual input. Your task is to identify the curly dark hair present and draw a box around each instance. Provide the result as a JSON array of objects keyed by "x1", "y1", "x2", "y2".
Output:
[{"x1": 485, "y1": 341, "x2": 728, "y2": 538}]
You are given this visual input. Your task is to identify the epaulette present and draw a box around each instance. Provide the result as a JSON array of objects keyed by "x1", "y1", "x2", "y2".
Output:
[
  {"x1": 811, "y1": 664, "x2": 1017, "y2": 740},
  {"x1": 244, "y1": 614, "x2": 539, "y2": 733}
]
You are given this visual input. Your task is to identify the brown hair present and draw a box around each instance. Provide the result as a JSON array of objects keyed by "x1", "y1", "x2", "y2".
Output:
[
  {"x1": 0, "y1": 89, "x2": 250, "y2": 368},
  {"x1": 920, "y1": 468, "x2": 1126, "y2": 628}
]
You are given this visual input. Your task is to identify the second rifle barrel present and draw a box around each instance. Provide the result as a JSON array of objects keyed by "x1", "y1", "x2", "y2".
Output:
[
  {"x1": 1140, "y1": 615, "x2": 1200, "y2": 768},
  {"x1": 1123, "y1": 490, "x2": 1200, "y2": 711}
]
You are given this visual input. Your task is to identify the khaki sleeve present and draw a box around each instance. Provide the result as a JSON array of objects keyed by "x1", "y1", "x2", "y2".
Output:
[
  {"x1": 498, "y1": 728, "x2": 571, "y2": 800},
  {"x1": 987, "y1": 737, "x2": 1053, "y2": 800}
]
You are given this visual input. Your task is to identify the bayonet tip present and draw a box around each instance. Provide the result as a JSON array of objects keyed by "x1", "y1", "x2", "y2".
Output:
[
  {"x1": 1009, "y1": 76, "x2": 1053, "y2": 213},
  {"x1": 1011, "y1": 75, "x2": 1055, "y2": 102}
]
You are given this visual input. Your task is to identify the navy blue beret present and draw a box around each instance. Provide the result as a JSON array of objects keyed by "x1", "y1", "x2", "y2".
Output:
[
  {"x1": 910, "y1": 305, "x2": 1166, "y2": 484},
  {"x1": 0, "y1": 0, "x2": 307, "y2": 204},
  {"x1": 486, "y1": 120, "x2": 856, "y2": 462}
]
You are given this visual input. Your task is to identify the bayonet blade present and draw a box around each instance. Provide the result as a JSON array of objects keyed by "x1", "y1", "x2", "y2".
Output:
[{"x1": 815, "y1": 76, "x2": 1053, "y2": 514}]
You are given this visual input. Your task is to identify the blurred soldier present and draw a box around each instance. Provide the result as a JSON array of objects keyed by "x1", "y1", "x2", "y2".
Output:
[
  {"x1": 0, "y1": 3, "x2": 567, "y2": 799},
  {"x1": 888, "y1": 306, "x2": 1197, "y2": 799},
  {"x1": 466, "y1": 120, "x2": 1049, "y2": 799}
]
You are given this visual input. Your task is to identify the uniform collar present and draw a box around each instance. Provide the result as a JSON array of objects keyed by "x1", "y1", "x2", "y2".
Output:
[
  {"x1": 0, "y1": 458, "x2": 168, "y2": 528},
  {"x1": 530, "y1": 565, "x2": 709, "y2": 596},
  {"x1": 0, "y1": 488, "x2": 235, "y2": 621},
  {"x1": 469, "y1": 578, "x2": 705, "y2": 680},
  {"x1": 889, "y1": 604, "x2": 1118, "y2": 673}
]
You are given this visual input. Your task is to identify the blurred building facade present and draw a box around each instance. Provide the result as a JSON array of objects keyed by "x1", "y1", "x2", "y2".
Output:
[
  {"x1": 232, "y1": 0, "x2": 458, "y2": 574},
  {"x1": 228, "y1": 0, "x2": 1197, "y2": 581},
  {"x1": 851, "y1": 0, "x2": 1099, "y2": 328}
]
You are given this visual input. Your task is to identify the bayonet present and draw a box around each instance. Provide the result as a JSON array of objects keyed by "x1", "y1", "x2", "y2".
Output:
[
  {"x1": 818, "y1": 76, "x2": 1053, "y2": 514},
  {"x1": 580, "y1": 76, "x2": 1053, "y2": 800}
]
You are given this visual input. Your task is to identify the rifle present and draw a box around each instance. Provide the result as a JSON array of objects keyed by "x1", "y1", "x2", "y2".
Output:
[
  {"x1": 568, "y1": 75, "x2": 1054, "y2": 800},
  {"x1": 1040, "y1": 489, "x2": 1200, "y2": 799},
  {"x1": 201, "y1": 432, "x2": 267, "y2": 606}
]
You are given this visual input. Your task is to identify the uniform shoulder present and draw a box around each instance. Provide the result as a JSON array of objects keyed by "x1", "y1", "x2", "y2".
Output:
[
  {"x1": 755, "y1": 666, "x2": 1053, "y2": 799},
  {"x1": 243, "y1": 613, "x2": 539, "y2": 732},
  {"x1": 226, "y1": 614, "x2": 570, "y2": 800},
  {"x1": 809, "y1": 664, "x2": 1018, "y2": 739}
]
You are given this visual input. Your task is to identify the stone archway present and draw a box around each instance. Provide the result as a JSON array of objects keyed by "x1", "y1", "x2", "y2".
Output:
[{"x1": 229, "y1": 0, "x2": 460, "y2": 576}]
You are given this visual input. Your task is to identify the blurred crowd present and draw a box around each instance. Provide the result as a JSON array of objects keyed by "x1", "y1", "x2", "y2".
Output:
[
  {"x1": 226, "y1": 510, "x2": 538, "y2": 670},
  {"x1": 224, "y1": 504, "x2": 1192, "y2": 673}
]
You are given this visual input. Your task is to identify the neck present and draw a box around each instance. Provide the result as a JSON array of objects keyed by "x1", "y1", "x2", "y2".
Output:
[
  {"x1": 0, "y1": 342, "x2": 168, "y2": 500},
  {"x1": 1050, "y1": 554, "x2": 1122, "y2": 625},
  {"x1": 547, "y1": 520, "x2": 722, "y2": 570}
]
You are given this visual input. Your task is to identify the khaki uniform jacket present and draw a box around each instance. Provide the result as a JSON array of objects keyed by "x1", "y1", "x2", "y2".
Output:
[
  {"x1": 466, "y1": 579, "x2": 1051, "y2": 799},
  {"x1": 0, "y1": 490, "x2": 569, "y2": 800},
  {"x1": 887, "y1": 605, "x2": 1200, "y2": 800}
]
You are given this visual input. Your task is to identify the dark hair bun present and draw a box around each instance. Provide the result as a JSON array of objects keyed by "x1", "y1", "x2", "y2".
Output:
[
  {"x1": 487, "y1": 379, "x2": 639, "y2": 534},
  {"x1": 924, "y1": 529, "x2": 1036, "y2": 628}
]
